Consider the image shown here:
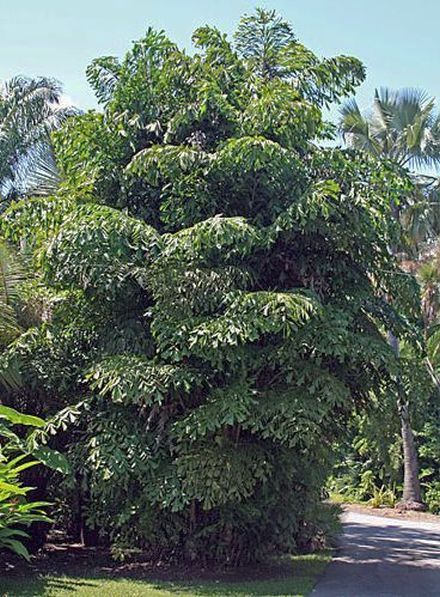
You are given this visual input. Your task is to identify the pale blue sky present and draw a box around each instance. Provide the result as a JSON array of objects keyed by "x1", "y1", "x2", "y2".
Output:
[{"x1": 1, "y1": 0, "x2": 439, "y2": 114}]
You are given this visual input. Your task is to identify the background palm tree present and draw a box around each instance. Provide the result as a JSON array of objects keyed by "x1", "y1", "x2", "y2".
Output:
[
  {"x1": 341, "y1": 88, "x2": 440, "y2": 253},
  {"x1": 340, "y1": 87, "x2": 440, "y2": 510},
  {"x1": 0, "y1": 76, "x2": 76, "y2": 201},
  {"x1": 418, "y1": 258, "x2": 440, "y2": 327},
  {"x1": 340, "y1": 88, "x2": 440, "y2": 167}
]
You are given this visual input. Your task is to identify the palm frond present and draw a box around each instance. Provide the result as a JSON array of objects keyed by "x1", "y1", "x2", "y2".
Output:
[
  {"x1": 339, "y1": 97, "x2": 381, "y2": 155},
  {"x1": 23, "y1": 145, "x2": 61, "y2": 197},
  {"x1": 0, "y1": 242, "x2": 27, "y2": 345}
]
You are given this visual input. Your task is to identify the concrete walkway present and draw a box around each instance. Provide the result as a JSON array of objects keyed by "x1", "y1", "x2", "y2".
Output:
[{"x1": 312, "y1": 510, "x2": 440, "y2": 596}]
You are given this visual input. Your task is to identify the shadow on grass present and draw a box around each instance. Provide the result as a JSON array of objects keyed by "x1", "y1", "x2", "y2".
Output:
[
  {"x1": 1, "y1": 576, "x2": 98, "y2": 596},
  {"x1": 0, "y1": 553, "x2": 330, "y2": 596}
]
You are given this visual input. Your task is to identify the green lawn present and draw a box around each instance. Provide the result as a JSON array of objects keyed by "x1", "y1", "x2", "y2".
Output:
[{"x1": 0, "y1": 553, "x2": 330, "y2": 596}]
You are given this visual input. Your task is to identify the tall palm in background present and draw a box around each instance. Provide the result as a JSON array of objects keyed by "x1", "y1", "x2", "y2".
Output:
[
  {"x1": 340, "y1": 87, "x2": 440, "y2": 509},
  {"x1": 0, "y1": 76, "x2": 76, "y2": 201},
  {"x1": 340, "y1": 88, "x2": 440, "y2": 167},
  {"x1": 341, "y1": 88, "x2": 440, "y2": 250}
]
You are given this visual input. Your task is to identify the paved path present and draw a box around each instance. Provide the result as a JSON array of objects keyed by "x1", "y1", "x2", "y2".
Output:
[{"x1": 312, "y1": 510, "x2": 440, "y2": 596}]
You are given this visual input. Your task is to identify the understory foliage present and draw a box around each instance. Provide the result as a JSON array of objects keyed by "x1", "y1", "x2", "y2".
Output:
[
  {"x1": 331, "y1": 272, "x2": 440, "y2": 512},
  {"x1": 0, "y1": 405, "x2": 69, "y2": 560},
  {"x1": 0, "y1": 9, "x2": 422, "y2": 563},
  {"x1": 329, "y1": 344, "x2": 434, "y2": 507}
]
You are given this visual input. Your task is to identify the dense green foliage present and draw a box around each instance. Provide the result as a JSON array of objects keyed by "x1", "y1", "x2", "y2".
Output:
[
  {"x1": 0, "y1": 405, "x2": 57, "y2": 560},
  {"x1": 0, "y1": 10, "x2": 424, "y2": 563},
  {"x1": 329, "y1": 342, "x2": 440, "y2": 511},
  {"x1": 331, "y1": 275, "x2": 440, "y2": 512}
]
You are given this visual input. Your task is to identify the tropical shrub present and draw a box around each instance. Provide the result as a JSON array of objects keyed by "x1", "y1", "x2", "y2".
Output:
[
  {"x1": 0, "y1": 405, "x2": 52, "y2": 560},
  {"x1": 424, "y1": 481, "x2": 440, "y2": 513}
]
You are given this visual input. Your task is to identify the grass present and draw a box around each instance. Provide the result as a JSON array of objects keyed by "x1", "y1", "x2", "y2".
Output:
[
  {"x1": 0, "y1": 553, "x2": 330, "y2": 596},
  {"x1": 327, "y1": 491, "x2": 357, "y2": 505}
]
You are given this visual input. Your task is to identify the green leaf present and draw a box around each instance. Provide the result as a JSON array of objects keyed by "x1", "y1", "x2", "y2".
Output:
[
  {"x1": 2, "y1": 538, "x2": 31, "y2": 561},
  {"x1": 31, "y1": 446, "x2": 70, "y2": 475},
  {"x1": 0, "y1": 405, "x2": 45, "y2": 428},
  {"x1": 0, "y1": 481, "x2": 27, "y2": 495}
]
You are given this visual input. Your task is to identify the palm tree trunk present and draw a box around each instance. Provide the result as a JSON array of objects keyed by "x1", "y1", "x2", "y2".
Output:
[
  {"x1": 387, "y1": 201, "x2": 425, "y2": 510},
  {"x1": 388, "y1": 330, "x2": 425, "y2": 510},
  {"x1": 398, "y1": 397, "x2": 423, "y2": 507}
]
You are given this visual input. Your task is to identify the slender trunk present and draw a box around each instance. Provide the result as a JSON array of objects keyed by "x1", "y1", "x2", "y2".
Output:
[
  {"x1": 398, "y1": 397, "x2": 423, "y2": 506},
  {"x1": 388, "y1": 331, "x2": 425, "y2": 510},
  {"x1": 388, "y1": 202, "x2": 425, "y2": 510}
]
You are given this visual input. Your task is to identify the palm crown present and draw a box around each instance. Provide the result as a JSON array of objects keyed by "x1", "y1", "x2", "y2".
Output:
[
  {"x1": 340, "y1": 88, "x2": 440, "y2": 170},
  {"x1": 0, "y1": 76, "x2": 75, "y2": 199},
  {"x1": 341, "y1": 88, "x2": 440, "y2": 251}
]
